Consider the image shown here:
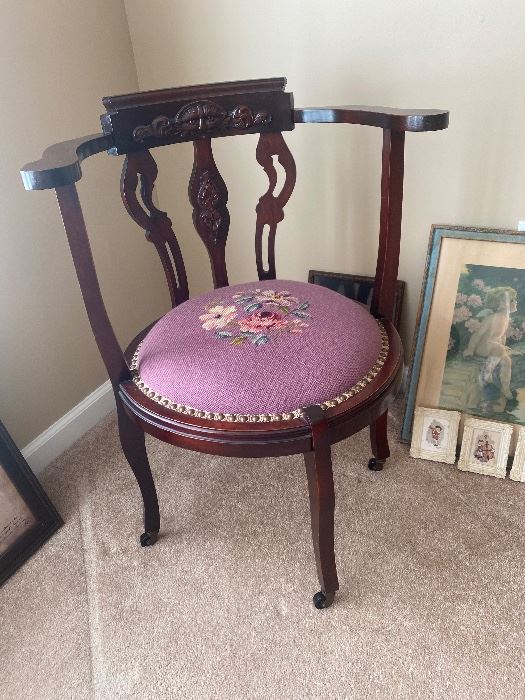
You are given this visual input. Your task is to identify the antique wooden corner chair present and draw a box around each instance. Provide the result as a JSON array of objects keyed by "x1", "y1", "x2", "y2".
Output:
[{"x1": 21, "y1": 78, "x2": 448, "y2": 609}]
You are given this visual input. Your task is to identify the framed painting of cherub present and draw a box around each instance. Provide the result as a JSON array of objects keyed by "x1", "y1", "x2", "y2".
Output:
[{"x1": 402, "y1": 226, "x2": 525, "y2": 442}]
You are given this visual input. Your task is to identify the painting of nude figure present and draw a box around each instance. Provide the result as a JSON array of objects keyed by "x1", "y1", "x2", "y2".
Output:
[{"x1": 440, "y1": 264, "x2": 525, "y2": 424}]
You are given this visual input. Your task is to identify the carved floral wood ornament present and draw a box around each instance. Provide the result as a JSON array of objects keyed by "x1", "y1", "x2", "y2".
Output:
[
  {"x1": 133, "y1": 100, "x2": 272, "y2": 143},
  {"x1": 188, "y1": 138, "x2": 230, "y2": 287},
  {"x1": 197, "y1": 171, "x2": 222, "y2": 238}
]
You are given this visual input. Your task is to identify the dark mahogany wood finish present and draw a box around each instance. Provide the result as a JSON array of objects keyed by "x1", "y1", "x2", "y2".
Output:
[
  {"x1": 188, "y1": 138, "x2": 230, "y2": 288},
  {"x1": 255, "y1": 132, "x2": 296, "y2": 280},
  {"x1": 101, "y1": 77, "x2": 294, "y2": 155},
  {"x1": 21, "y1": 78, "x2": 448, "y2": 610},
  {"x1": 121, "y1": 150, "x2": 189, "y2": 307}
]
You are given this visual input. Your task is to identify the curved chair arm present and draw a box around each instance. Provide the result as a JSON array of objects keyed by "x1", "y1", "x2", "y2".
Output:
[
  {"x1": 20, "y1": 135, "x2": 127, "y2": 391},
  {"x1": 20, "y1": 106, "x2": 448, "y2": 191},
  {"x1": 294, "y1": 106, "x2": 449, "y2": 132},
  {"x1": 20, "y1": 133, "x2": 112, "y2": 191}
]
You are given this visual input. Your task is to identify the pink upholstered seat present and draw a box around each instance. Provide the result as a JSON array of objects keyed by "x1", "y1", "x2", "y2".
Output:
[{"x1": 132, "y1": 280, "x2": 388, "y2": 421}]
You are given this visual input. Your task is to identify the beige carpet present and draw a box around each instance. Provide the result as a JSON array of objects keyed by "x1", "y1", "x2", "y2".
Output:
[{"x1": 2, "y1": 405, "x2": 525, "y2": 699}]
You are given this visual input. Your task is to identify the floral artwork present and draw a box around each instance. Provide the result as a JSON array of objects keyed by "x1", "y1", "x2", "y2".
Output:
[
  {"x1": 472, "y1": 432, "x2": 496, "y2": 464},
  {"x1": 198, "y1": 288, "x2": 311, "y2": 346},
  {"x1": 439, "y1": 264, "x2": 525, "y2": 425}
]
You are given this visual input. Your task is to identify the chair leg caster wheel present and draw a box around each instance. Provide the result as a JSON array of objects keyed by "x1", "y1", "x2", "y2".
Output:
[
  {"x1": 313, "y1": 591, "x2": 335, "y2": 609},
  {"x1": 140, "y1": 531, "x2": 158, "y2": 547},
  {"x1": 368, "y1": 458, "x2": 386, "y2": 471}
]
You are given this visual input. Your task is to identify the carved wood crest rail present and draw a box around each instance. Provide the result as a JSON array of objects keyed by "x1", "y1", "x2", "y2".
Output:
[
  {"x1": 133, "y1": 101, "x2": 272, "y2": 143},
  {"x1": 100, "y1": 78, "x2": 294, "y2": 155}
]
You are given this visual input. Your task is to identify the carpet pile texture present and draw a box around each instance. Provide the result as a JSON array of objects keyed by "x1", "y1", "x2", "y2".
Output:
[{"x1": 1, "y1": 406, "x2": 525, "y2": 699}]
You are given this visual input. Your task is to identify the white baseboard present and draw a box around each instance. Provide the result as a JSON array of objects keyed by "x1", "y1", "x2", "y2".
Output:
[{"x1": 22, "y1": 380, "x2": 115, "y2": 475}]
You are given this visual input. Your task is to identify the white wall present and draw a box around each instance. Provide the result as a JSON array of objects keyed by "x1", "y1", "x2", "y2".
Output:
[
  {"x1": 0, "y1": 1, "x2": 169, "y2": 446},
  {"x1": 4, "y1": 0, "x2": 525, "y2": 450},
  {"x1": 124, "y1": 0, "x2": 525, "y2": 348}
]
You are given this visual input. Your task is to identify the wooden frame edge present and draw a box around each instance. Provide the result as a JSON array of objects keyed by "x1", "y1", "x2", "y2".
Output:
[
  {"x1": 0, "y1": 420, "x2": 63, "y2": 586},
  {"x1": 457, "y1": 416, "x2": 513, "y2": 478},
  {"x1": 409, "y1": 406, "x2": 461, "y2": 464}
]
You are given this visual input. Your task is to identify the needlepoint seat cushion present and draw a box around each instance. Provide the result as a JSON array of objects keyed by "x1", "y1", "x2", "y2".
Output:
[{"x1": 131, "y1": 280, "x2": 388, "y2": 422}]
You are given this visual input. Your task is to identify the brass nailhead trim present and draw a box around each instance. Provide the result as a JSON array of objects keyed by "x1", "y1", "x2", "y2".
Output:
[{"x1": 130, "y1": 321, "x2": 389, "y2": 423}]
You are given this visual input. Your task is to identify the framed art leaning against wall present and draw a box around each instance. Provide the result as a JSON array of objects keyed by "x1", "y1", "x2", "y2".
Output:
[
  {"x1": 0, "y1": 419, "x2": 62, "y2": 585},
  {"x1": 402, "y1": 225, "x2": 525, "y2": 442}
]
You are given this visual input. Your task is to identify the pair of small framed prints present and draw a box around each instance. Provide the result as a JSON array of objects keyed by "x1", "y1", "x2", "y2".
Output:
[{"x1": 410, "y1": 406, "x2": 525, "y2": 481}]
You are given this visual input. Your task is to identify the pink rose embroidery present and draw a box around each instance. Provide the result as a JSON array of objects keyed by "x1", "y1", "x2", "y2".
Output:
[{"x1": 238, "y1": 310, "x2": 289, "y2": 333}]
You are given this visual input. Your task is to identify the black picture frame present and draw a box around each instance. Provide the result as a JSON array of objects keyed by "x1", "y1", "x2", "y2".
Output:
[
  {"x1": 0, "y1": 419, "x2": 63, "y2": 586},
  {"x1": 308, "y1": 270, "x2": 406, "y2": 330}
]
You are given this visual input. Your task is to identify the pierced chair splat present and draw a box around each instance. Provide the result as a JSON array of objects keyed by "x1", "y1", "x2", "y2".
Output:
[{"x1": 21, "y1": 77, "x2": 448, "y2": 609}]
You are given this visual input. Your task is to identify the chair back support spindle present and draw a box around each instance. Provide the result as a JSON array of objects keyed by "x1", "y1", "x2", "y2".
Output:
[
  {"x1": 255, "y1": 132, "x2": 296, "y2": 280},
  {"x1": 121, "y1": 150, "x2": 189, "y2": 307},
  {"x1": 101, "y1": 78, "x2": 295, "y2": 292},
  {"x1": 188, "y1": 138, "x2": 230, "y2": 288}
]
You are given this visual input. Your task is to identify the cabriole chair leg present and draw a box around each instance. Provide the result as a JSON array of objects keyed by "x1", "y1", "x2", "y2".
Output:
[
  {"x1": 304, "y1": 442, "x2": 339, "y2": 610},
  {"x1": 368, "y1": 410, "x2": 390, "y2": 471},
  {"x1": 116, "y1": 401, "x2": 160, "y2": 546}
]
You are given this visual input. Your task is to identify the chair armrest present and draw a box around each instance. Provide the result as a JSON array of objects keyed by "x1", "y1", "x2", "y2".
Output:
[
  {"x1": 20, "y1": 133, "x2": 113, "y2": 191},
  {"x1": 294, "y1": 106, "x2": 449, "y2": 132}
]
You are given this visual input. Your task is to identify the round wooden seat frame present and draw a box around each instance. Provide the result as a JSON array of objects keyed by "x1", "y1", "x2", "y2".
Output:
[{"x1": 21, "y1": 78, "x2": 448, "y2": 610}]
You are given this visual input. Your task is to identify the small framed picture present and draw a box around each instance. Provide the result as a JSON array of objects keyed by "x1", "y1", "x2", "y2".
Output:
[
  {"x1": 510, "y1": 427, "x2": 525, "y2": 482},
  {"x1": 409, "y1": 407, "x2": 460, "y2": 463},
  {"x1": 458, "y1": 417, "x2": 512, "y2": 478}
]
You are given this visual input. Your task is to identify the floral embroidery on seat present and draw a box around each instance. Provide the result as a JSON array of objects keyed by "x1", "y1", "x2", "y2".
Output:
[
  {"x1": 198, "y1": 288, "x2": 311, "y2": 346},
  {"x1": 199, "y1": 305, "x2": 238, "y2": 330},
  {"x1": 238, "y1": 311, "x2": 289, "y2": 333}
]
